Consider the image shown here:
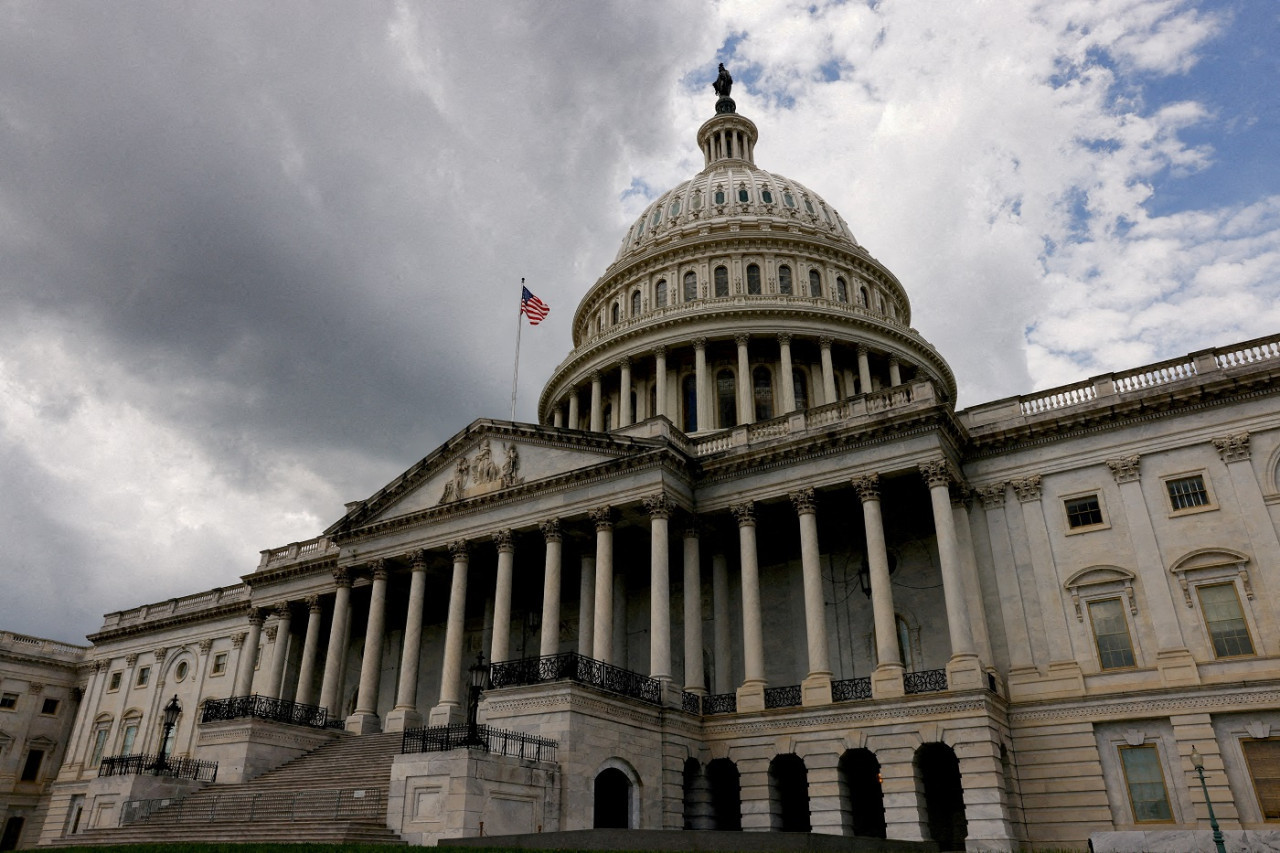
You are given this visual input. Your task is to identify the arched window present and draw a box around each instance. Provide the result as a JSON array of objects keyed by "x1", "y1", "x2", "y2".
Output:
[
  {"x1": 809, "y1": 269, "x2": 822, "y2": 297},
  {"x1": 630, "y1": 290, "x2": 641, "y2": 316},
  {"x1": 753, "y1": 366, "x2": 773, "y2": 421},
  {"x1": 714, "y1": 188, "x2": 726, "y2": 205},
  {"x1": 746, "y1": 264, "x2": 761, "y2": 295},
  {"x1": 683, "y1": 271, "x2": 698, "y2": 302},
  {"x1": 716, "y1": 369, "x2": 737, "y2": 428},
  {"x1": 714, "y1": 265, "x2": 729, "y2": 297},
  {"x1": 836, "y1": 276, "x2": 848, "y2": 303},
  {"x1": 707, "y1": 758, "x2": 743, "y2": 831},
  {"x1": 916, "y1": 744, "x2": 967, "y2": 850},
  {"x1": 778, "y1": 265, "x2": 793, "y2": 295},
  {"x1": 792, "y1": 369, "x2": 809, "y2": 411},
  {"x1": 839, "y1": 749, "x2": 886, "y2": 838},
  {"x1": 119, "y1": 712, "x2": 142, "y2": 756},
  {"x1": 738, "y1": 187, "x2": 749, "y2": 203},
  {"x1": 859, "y1": 285, "x2": 869, "y2": 307},
  {"x1": 761, "y1": 188, "x2": 774, "y2": 205},
  {"x1": 611, "y1": 303, "x2": 620, "y2": 325},
  {"x1": 655, "y1": 279, "x2": 668, "y2": 308},
  {"x1": 682, "y1": 374, "x2": 698, "y2": 432},
  {"x1": 594, "y1": 768, "x2": 632, "y2": 829},
  {"x1": 769, "y1": 754, "x2": 811, "y2": 832}
]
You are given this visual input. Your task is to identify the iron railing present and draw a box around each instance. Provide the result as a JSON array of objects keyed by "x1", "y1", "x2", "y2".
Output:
[
  {"x1": 764, "y1": 685, "x2": 803, "y2": 709},
  {"x1": 702, "y1": 693, "x2": 737, "y2": 715},
  {"x1": 121, "y1": 788, "x2": 382, "y2": 825},
  {"x1": 832, "y1": 676, "x2": 872, "y2": 702},
  {"x1": 99, "y1": 753, "x2": 218, "y2": 783},
  {"x1": 681, "y1": 691, "x2": 702, "y2": 715},
  {"x1": 401, "y1": 723, "x2": 557, "y2": 763},
  {"x1": 200, "y1": 694, "x2": 329, "y2": 728},
  {"x1": 488, "y1": 652, "x2": 661, "y2": 705},
  {"x1": 904, "y1": 668, "x2": 948, "y2": 695}
]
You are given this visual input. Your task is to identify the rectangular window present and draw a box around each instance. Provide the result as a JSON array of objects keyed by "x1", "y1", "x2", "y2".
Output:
[
  {"x1": 0, "y1": 693, "x2": 16, "y2": 710},
  {"x1": 1167, "y1": 475, "x2": 1210, "y2": 511},
  {"x1": 40, "y1": 698, "x2": 59, "y2": 715},
  {"x1": 135, "y1": 666, "x2": 151, "y2": 688},
  {"x1": 1198, "y1": 583, "x2": 1255, "y2": 657},
  {"x1": 1120, "y1": 745, "x2": 1174, "y2": 822},
  {"x1": 121, "y1": 724, "x2": 138, "y2": 756},
  {"x1": 90, "y1": 728, "x2": 109, "y2": 767},
  {"x1": 1243, "y1": 739, "x2": 1280, "y2": 821},
  {"x1": 1088, "y1": 598, "x2": 1136, "y2": 669},
  {"x1": 107, "y1": 672, "x2": 122, "y2": 692},
  {"x1": 211, "y1": 652, "x2": 228, "y2": 676},
  {"x1": 20, "y1": 749, "x2": 44, "y2": 782},
  {"x1": 1065, "y1": 495, "x2": 1104, "y2": 529}
]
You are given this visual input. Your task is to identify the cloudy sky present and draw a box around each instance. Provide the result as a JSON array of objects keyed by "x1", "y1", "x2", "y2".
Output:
[{"x1": 2, "y1": 1, "x2": 1277, "y2": 643}]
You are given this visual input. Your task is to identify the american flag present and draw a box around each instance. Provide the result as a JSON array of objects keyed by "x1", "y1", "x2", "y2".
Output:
[{"x1": 521, "y1": 286, "x2": 550, "y2": 325}]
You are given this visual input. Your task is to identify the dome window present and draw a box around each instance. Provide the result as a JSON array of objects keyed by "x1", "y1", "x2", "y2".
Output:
[
  {"x1": 631, "y1": 290, "x2": 641, "y2": 316},
  {"x1": 809, "y1": 269, "x2": 822, "y2": 297},
  {"x1": 836, "y1": 276, "x2": 848, "y2": 303},
  {"x1": 804, "y1": 198, "x2": 816, "y2": 215},
  {"x1": 611, "y1": 303, "x2": 620, "y2": 325},
  {"x1": 683, "y1": 271, "x2": 698, "y2": 302},
  {"x1": 651, "y1": 208, "x2": 662, "y2": 227},
  {"x1": 783, "y1": 192, "x2": 796, "y2": 208},
  {"x1": 738, "y1": 187, "x2": 749, "y2": 203},
  {"x1": 761, "y1": 189, "x2": 774, "y2": 204},
  {"x1": 692, "y1": 191, "x2": 703, "y2": 211},
  {"x1": 655, "y1": 279, "x2": 668, "y2": 308},
  {"x1": 636, "y1": 217, "x2": 645, "y2": 238},
  {"x1": 778, "y1": 265, "x2": 793, "y2": 295},
  {"x1": 747, "y1": 263, "x2": 761, "y2": 295},
  {"x1": 714, "y1": 189, "x2": 726, "y2": 206},
  {"x1": 714, "y1": 265, "x2": 729, "y2": 297},
  {"x1": 670, "y1": 199, "x2": 681, "y2": 216},
  {"x1": 821, "y1": 206, "x2": 832, "y2": 224},
  {"x1": 859, "y1": 285, "x2": 869, "y2": 307}
]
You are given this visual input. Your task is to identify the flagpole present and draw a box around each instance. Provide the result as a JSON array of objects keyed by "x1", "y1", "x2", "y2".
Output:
[{"x1": 510, "y1": 278, "x2": 524, "y2": 421}]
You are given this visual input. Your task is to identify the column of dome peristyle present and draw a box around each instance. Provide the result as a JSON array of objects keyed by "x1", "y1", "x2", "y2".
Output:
[{"x1": 696, "y1": 110, "x2": 758, "y2": 169}]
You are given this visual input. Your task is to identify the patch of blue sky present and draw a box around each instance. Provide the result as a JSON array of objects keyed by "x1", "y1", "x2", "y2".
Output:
[{"x1": 620, "y1": 177, "x2": 656, "y2": 202}]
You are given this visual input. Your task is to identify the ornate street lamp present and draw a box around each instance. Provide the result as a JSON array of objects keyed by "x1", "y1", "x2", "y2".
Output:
[
  {"x1": 153, "y1": 695, "x2": 181, "y2": 773},
  {"x1": 466, "y1": 653, "x2": 489, "y2": 745},
  {"x1": 1189, "y1": 747, "x2": 1227, "y2": 853}
]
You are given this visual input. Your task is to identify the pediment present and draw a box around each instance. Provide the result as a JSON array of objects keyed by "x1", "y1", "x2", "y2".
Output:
[
  {"x1": 1171, "y1": 547, "x2": 1249, "y2": 574},
  {"x1": 328, "y1": 420, "x2": 658, "y2": 532},
  {"x1": 1064, "y1": 565, "x2": 1135, "y2": 589}
]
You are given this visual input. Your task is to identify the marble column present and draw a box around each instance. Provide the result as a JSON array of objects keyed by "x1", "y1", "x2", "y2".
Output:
[
  {"x1": 567, "y1": 386, "x2": 580, "y2": 429},
  {"x1": 819, "y1": 337, "x2": 837, "y2": 404},
  {"x1": 430, "y1": 540, "x2": 470, "y2": 724},
  {"x1": 855, "y1": 475, "x2": 904, "y2": 698},
  {"x1": 387, "y1": 550, "x2": 428, "y2": 732},
  {"x1": 491, "y1": 530, "x2": 515, "y2": 664},
  {"x1": 590, "y1": 371, "x2": 603, "y2": 432},
  {"x1": 618, "y1": 359, "x2": 633, "y2": 427},
  {"x1": 735, "y1": 334, "x2": 753, "y2": 425},
  {"x1": 732, "y1": 502, "x2": 767, "y2": 711},
  {"x1": 552, "y1": 407, "x2": 564, "y2": 428},
  {"x1": 888, "y1": 356, "x2": 902, "y2": 387},
  {"x1": 712, "y1": 553, "x2": 732, "y2": 695},
  {"x1": 857, "y1": 345, "x2": 872, "y2": 395},
  {"x1": 694, "y1": 337, "x2": 709, "y2": 431},
  {"x1": 233, "y1": 609, "x2": 264, "y2": 697},
  {"x1": 319, "y1": 569, "x2": 352, "y2": 715},
  {"x1": 266, "y1": 602, "x2": 292, "y2": 700},
  {"x1": 791, "y1": 488, "x2": 832, "y2": 704},
  {"x1": 349, "y1": 560, "x2": 389, "y2": 733},
  {"x1": 778, "y1": 333, "x2": 796, "y2": 412},
  {"x1": 653, "y1": 346, "x2": 668, "y2": 419},
  {"x1": 644, "y1": 493, "x2": 674, "y2": 682},
  {"x1": 920, "y1": 461, "x2": 982, "y2": 689},
  {"x1": 578, "y1": 554, "x2": 596, "y2": 657},
  {"x1": 294, "y1": 596, "x2": 323, "y2": 706},
  {"x1": 540, "y1": 519, "x2": 563, "y2": 658},
  {"x1": 951, "y1": 487, "x2": 994, "y2": 667},
  {"x1": 682, "y1": 522, "x2": 705, "y2": 694},
  {"x1": 591, "y1": 507, "x2": 615, "y2": 664}
]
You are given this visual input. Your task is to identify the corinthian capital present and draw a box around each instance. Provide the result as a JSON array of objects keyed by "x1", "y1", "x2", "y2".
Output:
[
  {"x1": 369, "y1": 558, "x2": 389, "y2": 581},
  {"x1": 643, "y1": 492, "x2": 676, "y2": 519},
  {"x1": 1011, "y1": 476, "x2": 1043, "y2": 502},
  {"x1": 1213, "y1": 432, "x2": 1251, "y2": 463},
  {"x1": 919, "y1": 459, "x2": 953, "y2": 489},
  {"x1": 852, "y1": 473, "x2": 880, "y2": 502},
  {"x1": 1106, "y1": 455, "x2": 1141, "y2": 484},
  {"x1": 975, "y1": 483, "x2": 1006, "y2": 509},
  {"x1": 590, "y1": 506, "x2": 615, "y2": 530},
  {"x1": 730, "y1": 501, "x2": 756, "y2": 527},
  {"x1": 493, "y1": 529, "x2": 515, "y2": 553},
  {"x1": 540, "y1": 518, "x2": 562, "y2": 542},
  {"x1": 789, "y1": 487, "x2": 817, "y2": 515},
  {"x1": 448, "y1": 539, "x2": 470, "y2": 561}
]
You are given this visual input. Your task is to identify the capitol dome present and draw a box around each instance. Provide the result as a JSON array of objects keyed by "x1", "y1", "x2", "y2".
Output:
[{"x1": 539, "y1": 94, "x2": 956, "y2": 433}]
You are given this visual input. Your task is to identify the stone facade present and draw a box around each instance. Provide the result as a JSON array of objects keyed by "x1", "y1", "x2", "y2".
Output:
[{"x1": 12, "y1": 94, "x2": 1280, "y2": 852}]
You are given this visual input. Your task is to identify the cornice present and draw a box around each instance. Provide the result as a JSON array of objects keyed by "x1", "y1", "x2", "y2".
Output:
[
  {"x1": 245, "y1": 557, "x2": 338, "y2": 588},
  {"x1": 0, "y1": 650, "x2": 85, "y2": 671},
  {"x1": 1009, "y1": 685, "x2": 1280, "y2": 725},
  {"x1": 702, "y1": 695, "x2": 994, "y2": 737},
  {"x1": 87, "y1": 601, "x2": 249, "y2": 644}
]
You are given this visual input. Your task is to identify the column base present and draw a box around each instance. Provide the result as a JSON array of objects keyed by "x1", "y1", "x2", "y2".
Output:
[
  {"x1": 344, "y1": 710, "x2": 382, "y2": 734},
  {"x1": 1156, "y1": 647, "x2": 1201, "y2": 687},
  {"x1": 427, "y1": 702, "x2": 464, "y2": 726},
  {"x1": 383, "y1": 707, "x2": 423, "y2": 733},
  {"x1": 801, "y1": 672, "x2": 833, "y2": 707},
  {"x1": 736, "y1": 680, "x2": 766, "y2": 713},
  {"x1": 871, "y1": 662, "x2": 905, "y2": 699},
  {"x1": 945, "y1": 653, "x2": 985, "y2": 691}
]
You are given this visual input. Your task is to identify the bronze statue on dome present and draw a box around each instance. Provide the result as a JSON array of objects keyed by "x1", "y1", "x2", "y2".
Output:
[{"x1": 713, "y1": 63, "x2": 733, "y2": 98}]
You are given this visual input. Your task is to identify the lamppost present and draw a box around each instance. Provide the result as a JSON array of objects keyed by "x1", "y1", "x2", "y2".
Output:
[
  {"x1": 1190, "y1": 747, "x2": 1228, "y2": 853},
  {"x1": 466, "y1": 653, "x2": 489, "y2": 746},
  {"x1": 154, "y1": 695, "x2": 181, "y2": 774}
]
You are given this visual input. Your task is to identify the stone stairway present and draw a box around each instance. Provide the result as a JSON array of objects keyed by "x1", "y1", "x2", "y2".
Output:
[{"x1": 70, "y1": 731, "x2": 407, "y2": 846}]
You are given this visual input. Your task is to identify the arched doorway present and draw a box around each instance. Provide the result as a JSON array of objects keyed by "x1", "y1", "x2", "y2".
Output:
[
  {"x1": 707, "y1": 758, "x2": 742, "y2": 831},
  {"x1": 594, "y1": 767, "x2": 631, "y2": 828},
  {"x1": 769, "y1": 754, "x2": 811, "y2": 832},
  {"x1": 917, "y1": 743, "x2": 967, "y2": 851},
  {"x1": 839, "y1": 748, "x2": 886, "y2": 838}
]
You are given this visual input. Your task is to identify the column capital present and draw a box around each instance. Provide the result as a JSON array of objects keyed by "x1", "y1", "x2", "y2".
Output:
[
  {"x1": 856, "y1": 343, "x2": 869, "y2": 357},
  {"x1": 692, "y1": 336, "x2": 708, "y2": 351},
  {"x1": 231, "y1": 633, "x2": 247, "y2": 650},
  {"x1": 652, "y1": 344, "x2": 666, "y2": 358},
  {"x1": 777, "y1": 332, "x2": 792, "y2": 346},
  {"x1": 448, "y1": 539, "x2": 470, "y2": 562},
  {"x1": 273, "y1": 602, "x2": 291, "y2": 620},
  {"x1": 405, "y1": 549, "x2": 428, "y2": 571},
  {"x1": 153, "y1": 646, "x2": 169, "y2": 664},
  {"x1": 493, "y1": 529, "x2": 515, "y2": 552},
  {"x1": 643, "y1": 492, "x2": 677, "y2": 519},
  {"x1": 731, "y1": 501, "x2": 756, "y2": 527},
  {"x1": 332, "y1": 566, "x2": 352, "y2": 588},
  {"x1": 888, "y1": 354, "x2": 900, "y2": 367},
  {"x1": 975, "y1": 483, "x2": 1007, "y2": 509},
  {"x1": 618, "y1": 356, "x2": 631, "y2": 369},
  {"x1": 734, "y1": 332, "x2": 750, "y2": 347},
  {"x1": 681, "y1": 517, "x2": 701, "y2": 539},
  {"x1": 369, "y1": 558, "x2": 389, "y2": 581},
  {"x1": 590, "y1": 505, "x2": 615, "y2": 530},
  {"x1": 265, "y1": 625, "x2": 279, "y2": 642},
  {"x1": 198, "y1": 638, "x2": 214, "y2": 655},
  {"x1": 1011, "y1": 475, "x2": 1043, "y2": 502},
  {"x1": 304, "y1": 594, "x2": 322, "y2": 612},
  {"x1": 852, "y1": 473, "x2": 880, "y2": 502},
  {"x1": 949, "y1": 482, "x2": 972, "y2": 509},
  {"x1": 919, "y1": 458, "x2": 954, "y2": 489},
  {"x1": 247, "y1": 607, "x2": 266, "y2": 627},
  {"x1": 819, "y1": 336, "x2": 833, "y2": 349},
  {"x1": 1106, "y1": 455, "x2": 1142, "y2": 484},
  {"x1": 540, "y1": 518, "x2": 562, "y2": 542},
  {"x1": 1213, "y1": 432, "x2": 1251, "y2": 463},
  {"x1": 125, "y1": 652, "x2": 140, "y2": 666},
  {"x1": 789, "y1": 487, "x2": 817, "y2": 515},
  {"x1": 590, "y1": 370, "x2": 602, "y2": 383}
]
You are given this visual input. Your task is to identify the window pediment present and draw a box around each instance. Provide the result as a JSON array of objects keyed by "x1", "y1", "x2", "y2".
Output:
[
  {"x1": 1065, "y1": 565, "x2": 1136, "y2": 622},
  {"x1": 1170, "y1": 548, "x2": 1252, "y2": 607}
]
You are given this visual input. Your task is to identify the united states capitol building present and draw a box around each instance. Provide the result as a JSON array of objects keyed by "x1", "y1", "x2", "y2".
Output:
[{"x1": 4, "y1": 77, "x2": 1280, "y2": 853}]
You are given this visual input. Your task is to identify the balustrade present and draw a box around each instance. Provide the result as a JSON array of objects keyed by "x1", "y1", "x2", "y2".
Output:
[
  {"x1": 702, "y1": 693, "x2": 737, "y2": 715},
  {"x1": 763, "y1": 684, "x2": 803, "y2": 709},
  {"x1": 903, "y1": 668, "x2": 948, "y2": 695},
  {"x1": 401, "y1": 723, "x2": 557, "y2": 763},
  {"x1": 200, "y1": 694, "x2": 330, "y2": 728},
  {"x1": 99, "y1": 753, "x2": 218, "y2": 783},
  {"x1": 488, "y1": 652, "x2": 661, "y2": 705},
  {"x1": 832, "y1": 676, "x2": 872, "y2": 702}
]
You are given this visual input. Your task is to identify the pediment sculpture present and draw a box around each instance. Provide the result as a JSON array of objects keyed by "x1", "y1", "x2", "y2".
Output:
[{"x1": 439, "y1": 438, "x2": 525, "y2": 504}]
